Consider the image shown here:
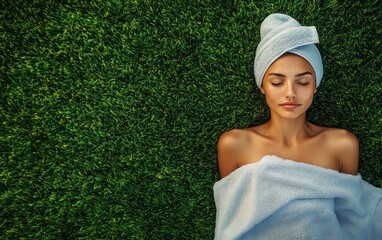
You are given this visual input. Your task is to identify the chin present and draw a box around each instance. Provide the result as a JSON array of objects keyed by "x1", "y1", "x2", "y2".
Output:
[{"x1": 272, "y1": 110, "x2": 307, "y2": 120}]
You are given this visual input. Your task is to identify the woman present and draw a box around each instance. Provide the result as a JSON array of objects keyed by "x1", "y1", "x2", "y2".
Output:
[
  {"x1": 218, "y1": 14, "x2": 358, "y2": 179},
  {"x1": 213, "y1": 13, "x2": 382, "y2": 240}
]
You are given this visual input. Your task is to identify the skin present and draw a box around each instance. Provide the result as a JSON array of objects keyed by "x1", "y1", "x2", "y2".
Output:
[{"x1": 218, "y1": 53, "x2": 359, "y2": 178}]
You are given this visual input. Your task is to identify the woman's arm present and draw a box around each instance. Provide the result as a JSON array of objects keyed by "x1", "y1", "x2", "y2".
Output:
[
  {"x1": 217, "y1": 130, "x2": 242, "y2": 178},
  {"x1": 337, "y1": 130, "x2": 359, "y2": 175}
]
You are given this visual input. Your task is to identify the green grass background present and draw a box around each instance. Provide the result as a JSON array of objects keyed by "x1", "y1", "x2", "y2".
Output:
[{"x1": 1, "y1": 0, "x2": 381, "y2": 239}]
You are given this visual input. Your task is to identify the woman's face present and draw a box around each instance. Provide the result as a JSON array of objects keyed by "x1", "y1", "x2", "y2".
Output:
[{"x1": 261, "y1": 53, "x2": 317, "y2": 119}]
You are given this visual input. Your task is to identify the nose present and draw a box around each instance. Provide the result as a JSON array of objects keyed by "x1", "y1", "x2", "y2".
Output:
[{"x1": 285, "y1": 82, "x2": 296, "y2": 99}]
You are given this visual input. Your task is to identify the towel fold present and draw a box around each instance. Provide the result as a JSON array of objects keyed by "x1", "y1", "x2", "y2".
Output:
[{"x1": 214, "y1": 155, "x2": 382, "y2": 240}]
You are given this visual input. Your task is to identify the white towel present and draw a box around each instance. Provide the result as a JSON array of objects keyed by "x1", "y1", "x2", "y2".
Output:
[
  {"x1": 254, "y1": 13, "x2": 323, "y2": 88},
  {"x1": 214, "y1": 155, "x2": 382, "y2": 240}
]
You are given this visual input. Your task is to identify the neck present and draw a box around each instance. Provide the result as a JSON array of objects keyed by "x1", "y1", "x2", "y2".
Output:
[{"x1": 265, "y1": 113, "x2": 311, "y2": 146}]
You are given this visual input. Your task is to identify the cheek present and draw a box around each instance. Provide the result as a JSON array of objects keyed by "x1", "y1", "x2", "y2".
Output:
[
  {"x1": 263, "y1": 87, "x2": 284, "y2": 98},
  {"x1": 297, "y1": 89, "x2": 315, "y2": 103},
  {"x1": 263, "y1": 91, "x2": 284, "y2": 106},
  {"x1": 297, "y1": 87, "x2": 315, "y2": 97}
]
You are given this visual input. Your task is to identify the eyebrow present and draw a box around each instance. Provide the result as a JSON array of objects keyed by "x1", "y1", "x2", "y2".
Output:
[
  {"x1": 295, "y1": 71, "x2": 313, "y2": 77},
  {"x1": 268, "y1": 71, "x2": 313, "y2": 78}
]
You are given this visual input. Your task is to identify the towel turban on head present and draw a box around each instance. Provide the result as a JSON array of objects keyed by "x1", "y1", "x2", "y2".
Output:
[{"x1": 254, "y1": 13, "x2": 323, "y2": 88}]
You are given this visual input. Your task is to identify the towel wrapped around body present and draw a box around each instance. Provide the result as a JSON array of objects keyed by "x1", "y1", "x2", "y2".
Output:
[{"x1": 214, "y1": 155, "x2": 382, "y2": 240}]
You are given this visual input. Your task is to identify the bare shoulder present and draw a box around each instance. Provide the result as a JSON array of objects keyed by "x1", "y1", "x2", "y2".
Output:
[
  {"x1": 322, "y1": 127, "x2": 359, "y2": 175},
  {"x1": 218, "y1": 128, "x2": 252, "y2": 149},
  {"x1": 217, "y1": 128, "x2": 254, "y2": 178},
  {"x1": 322, "y1": 128, "x2": 359, "y2": 148}
]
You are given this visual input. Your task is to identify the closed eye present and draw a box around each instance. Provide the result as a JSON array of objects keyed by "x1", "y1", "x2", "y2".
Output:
[{"x1": 298, "y1": 82, "x2": 310, "y2": 86}]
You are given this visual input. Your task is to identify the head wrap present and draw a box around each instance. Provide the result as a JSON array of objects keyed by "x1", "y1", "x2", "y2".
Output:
[{"x1": 254, "y1": 13, "x2": 323, "y2": 88}]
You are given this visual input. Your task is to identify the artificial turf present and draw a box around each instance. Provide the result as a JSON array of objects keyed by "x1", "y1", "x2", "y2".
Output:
[{"x1": 1, "y1": 0, "x2": 381, "y2": 239}]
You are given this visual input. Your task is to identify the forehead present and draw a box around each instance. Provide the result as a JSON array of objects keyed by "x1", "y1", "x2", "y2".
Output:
[{"x1": 266, "y1": 53, "x2": 315, "y2": 74}]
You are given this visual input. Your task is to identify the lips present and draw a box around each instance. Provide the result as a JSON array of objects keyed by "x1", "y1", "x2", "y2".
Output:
[{"x1": 279, "y1": 102, "x2": 302, "y2": 109}]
